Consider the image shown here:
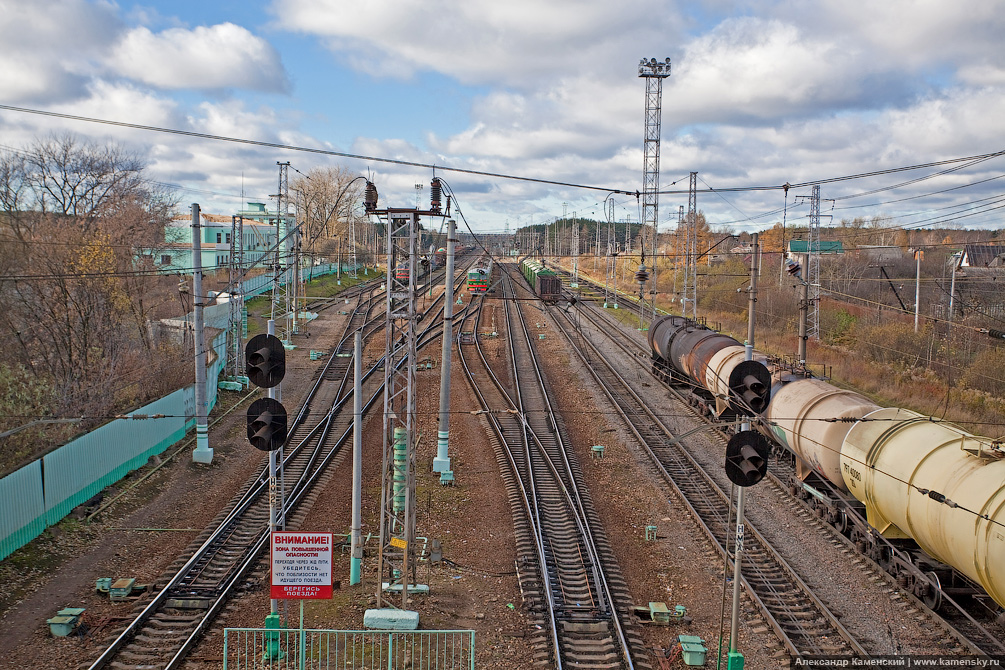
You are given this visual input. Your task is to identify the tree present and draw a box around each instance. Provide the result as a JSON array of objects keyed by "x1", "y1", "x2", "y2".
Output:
[
  {"x1": 0, "y1": 134, "x2": 177, "y2": 433},
  {"x1": 291, "y1": 165, "x2": 366, "y2": 263}
]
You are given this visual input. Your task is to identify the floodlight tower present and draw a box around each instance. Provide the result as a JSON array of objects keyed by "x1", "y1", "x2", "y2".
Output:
[{"x1": 639, "y1": 57, "x2": 671, "y2": 299}]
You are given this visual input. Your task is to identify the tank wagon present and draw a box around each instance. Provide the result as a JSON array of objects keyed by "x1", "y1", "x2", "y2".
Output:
[
  {"x1": 520, "y1": 259, "x2": 563, "y2": 301},
  {"x1": 648, "y1": 315, "x2": 771, "y2": 418},
  {"x1": 648, "y1": 313, "x2": 1005, "y2": 611}
]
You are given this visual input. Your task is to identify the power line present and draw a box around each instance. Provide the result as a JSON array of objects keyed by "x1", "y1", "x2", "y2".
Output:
[{"x1": 2, "y1": 103, "x2": 1003, "y2": 199}]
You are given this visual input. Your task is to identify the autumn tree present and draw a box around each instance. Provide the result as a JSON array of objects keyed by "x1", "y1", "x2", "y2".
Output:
[
  {"x1": 291, "y1": 165, "x2": 367, "y2": 264},
  {"x1": 0, "y1": 134, "x2": 179, "y2": 459}
]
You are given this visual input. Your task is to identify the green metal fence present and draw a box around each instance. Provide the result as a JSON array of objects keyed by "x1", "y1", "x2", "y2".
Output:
[{"x1": 222, "y1": 628, "x2": 475, "y2": 670}]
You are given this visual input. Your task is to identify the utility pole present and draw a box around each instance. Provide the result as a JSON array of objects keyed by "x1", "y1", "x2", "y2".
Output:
[
  {"x1": 639, "y1": 56, "x2": 671, "y2": 303},
  {"x1": 726, "y1": 233, "x2": 763, "y2": 670},
  {"x1": 433, "y1": 218, "x2": 457, "y2": 484},
  {"x1": 350, "y1": 330, "x2": 363, "y2": 585},
  {"x1": 191, "y1": 204, "x2": 213, "y2": 464},
  {"x1": 914, "y1": 249, "x2": 923, "y2": 332}
]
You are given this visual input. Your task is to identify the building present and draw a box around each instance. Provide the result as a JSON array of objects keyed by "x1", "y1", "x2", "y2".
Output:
[
  {"x1": 148, "y1": 203, "x2": 293, "y2": 275},
  {"x1": 960, "y1": 244, "x2": 1005, "y2": 269},
  {"x1": 856, "y1": 245, "x2": 902, "y2": 263}
]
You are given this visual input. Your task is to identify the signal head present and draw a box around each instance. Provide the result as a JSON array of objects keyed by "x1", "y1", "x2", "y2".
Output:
[
  {"x1": 246, "y1": 333, "x2": 286, "y2": 388},
  {"x1": 725, "y1": 430, "x2": 770, "y2": 487},
  {"x1": 247, "y1": 397, "x2": 287, "y2": 451}
]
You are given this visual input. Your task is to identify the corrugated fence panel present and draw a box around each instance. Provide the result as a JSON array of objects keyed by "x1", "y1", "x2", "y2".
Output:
[
  {"x1": 43, "y1": 389, "x2": 189, "y2": 525},
  {"x1": 0, "y1": 461, "x2": 45, "y2": 562},
  {"x1": 2, "y1": 268, "x2": 363, "y2": 560}
]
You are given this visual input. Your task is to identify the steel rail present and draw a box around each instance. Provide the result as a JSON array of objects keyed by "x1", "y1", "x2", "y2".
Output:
[
  {"x1": 551, "y1": 300, "x2": 869, "y2": 657},
  {"x1": 88, "y1": 268, "x2": 469, "y2": 670}
]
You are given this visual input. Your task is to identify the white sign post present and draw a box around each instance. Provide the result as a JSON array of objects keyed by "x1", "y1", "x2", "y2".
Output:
[{"x1": 271, "y1": 531, "x2": 334, "y2": 600}]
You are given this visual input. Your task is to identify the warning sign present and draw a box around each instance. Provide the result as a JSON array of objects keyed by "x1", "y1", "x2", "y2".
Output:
[{"x1": 270, "y1": 532, "x2": 333, "y2": 600}]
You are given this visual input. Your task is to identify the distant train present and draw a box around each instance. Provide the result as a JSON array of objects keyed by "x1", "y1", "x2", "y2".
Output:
[
  {"x1": 392, "y1": 257, "x2": 431, "y2": 284},
  {"x1": 520, "y1": 259, "x2": 562, "y2": 301},
  {"x1": 467, "y1": 258, "x2": 492, "y2": 293},
  {"x1": 648, "y1": 313, "x2": 1005, "y2": 611}
]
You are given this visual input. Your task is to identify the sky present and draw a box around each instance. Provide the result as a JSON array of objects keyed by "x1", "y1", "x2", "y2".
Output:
[{"x1": 1, "y1": 0, "x2": 1003, "y2": 235}]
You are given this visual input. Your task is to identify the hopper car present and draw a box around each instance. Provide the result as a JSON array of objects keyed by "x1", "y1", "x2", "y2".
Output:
[
  {"x1": 648, "y1": 313, "x2": 1005, "y2": 612},
  {"x1": 520, "y1": 259, "x2": 563, "y2": 301}
]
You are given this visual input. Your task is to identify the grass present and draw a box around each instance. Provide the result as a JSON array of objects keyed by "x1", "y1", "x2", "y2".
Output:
[{"x1": 244, "y1": 269, "x2": 384, "y2": 337}]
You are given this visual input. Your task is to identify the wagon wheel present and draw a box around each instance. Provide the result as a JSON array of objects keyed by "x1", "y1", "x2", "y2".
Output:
[{"x1": 921, "y1": 571, "x2": 942, "y2": 611}]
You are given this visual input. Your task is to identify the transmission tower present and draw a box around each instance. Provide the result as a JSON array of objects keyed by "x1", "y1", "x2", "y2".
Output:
[
  {"x1": 369, "y1": 181, "x2": 447, "y2": 609},
  {"x1": 639, "y1": 57, "x2": 671, "y2": 298},
  {"x1": 226, "y1": 215, "x2": 245, "y2": 382},
  {"x1": 271, "y1": 161, "x2": 297, "y2": 343},
  {"x1": 348, "y1": 215, "x2": 358, "y2": 279},
  {"x1": 672, "y1": 205, "x2": 683, "y2": 306},
  {"x1": 378, "y1": 210, "x2": 420, "y2": 608},
  {"x1": 604, "y1": 198, "x2": 618, "y2": 308},
  {"x1": 572, "y1": 211, "x2": 579, "y2": 285},
  {"x1": 681, "y1": 173, "x2": 698, "y2": 319},
  {"x1": 807, "y1": 185, "x2": 821, "y2": 339},
  {"x1": 795, "y1": 186, "x2": 830, "y2": 340}
]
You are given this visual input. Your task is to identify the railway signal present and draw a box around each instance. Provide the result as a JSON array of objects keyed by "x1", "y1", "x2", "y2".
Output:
[
  {"x1": 246, "y1": 333, "x2": 286, "y2": 388},
  {"x1": 724, "y1": 431, "x2": 769, "y2": 487},
  {"x1": 247, "y1": 398, "x2": 287, "y2": 451}
]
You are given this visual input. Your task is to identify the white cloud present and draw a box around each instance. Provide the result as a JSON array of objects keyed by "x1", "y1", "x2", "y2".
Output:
[
  {"x1": 0, "y1": 0, "x2": 119, "y2": 102},
  {"x1": 108, "y1": 23, "x2": 290, "y2": 92},
  {"x1": 272, "y1": 0, "x2": 679, "y2": 87}
]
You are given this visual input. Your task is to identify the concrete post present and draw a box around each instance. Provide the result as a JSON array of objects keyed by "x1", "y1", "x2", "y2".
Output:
[
  {"x1": 191, "y1": 204, "x2": 213, "y2": 464},
  {"x1": 351, "y1": 330, "x2": 363, "y2": 585},
  {"x1": 268, "y1": 319, "x2": 279, "y2": 615},
  {"x1": 433, "y1": 219, "x2": 456, "y2": 483}
]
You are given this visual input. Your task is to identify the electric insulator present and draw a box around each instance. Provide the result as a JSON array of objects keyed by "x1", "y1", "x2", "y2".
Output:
[
  {"x1": 635, "y1": 263, "x2": 649, "y2": 284},
  {"x1": 430, "y1": 178, "x2": 442, "y2": 212},
  {"x1": 364, "y1": 181, "x2": 378, "y2": 213}
]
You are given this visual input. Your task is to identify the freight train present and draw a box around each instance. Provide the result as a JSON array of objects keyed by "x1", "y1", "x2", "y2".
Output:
[
  {"x1": 520, "y1": 259, "x2": 563, "y2": 301},
  {"x1": 648, "y1": 313, "x2": 1005, "y2": 612}
]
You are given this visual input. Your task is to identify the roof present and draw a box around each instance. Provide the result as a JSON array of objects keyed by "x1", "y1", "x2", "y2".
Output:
[
  {"x1": 787, "y1": 240, "x2": 844, "y2": 254},
  {"x1": 961, "y1": 244, "x2": 1005, "y2": 267}
]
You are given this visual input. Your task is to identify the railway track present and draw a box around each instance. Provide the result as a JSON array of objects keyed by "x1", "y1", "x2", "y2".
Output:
[
  {"x1": 558, "y1": 267, "x2": 1005, "y2": 657},
  {"x1": 85, "y1": 269, "x2": 468, "y2": 670},
  {"x1": 543, "y1": 283, "x2": 869, "y2": 659},
  {"x1": 457, "y1": 265, "x2": 647, "y2": 670}
]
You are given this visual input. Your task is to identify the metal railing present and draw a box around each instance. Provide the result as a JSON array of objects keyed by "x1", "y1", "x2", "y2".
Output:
[{"x1": 223, "y1": 628, "x2": 475, "y2": 670}]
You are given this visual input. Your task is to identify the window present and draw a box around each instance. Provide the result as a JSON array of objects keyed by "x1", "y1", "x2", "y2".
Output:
[
  {"x1": 226, "y1": 233, "x2": 231, "y2": 243},
  {"x1": 216, "y1": 233, "x2": 222, "y2": 243},
  {"x1": 161, "y1": 255, "x2": 171, "y2": 265}
]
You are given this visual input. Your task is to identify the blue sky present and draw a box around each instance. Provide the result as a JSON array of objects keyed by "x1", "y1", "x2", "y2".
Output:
[{"x1": 1, "y1": 0, "x2": 1003, "y2": 233}]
